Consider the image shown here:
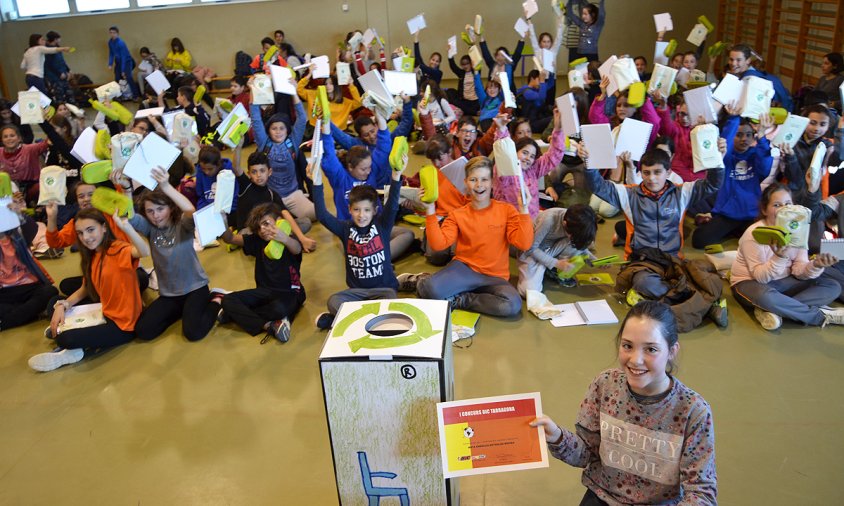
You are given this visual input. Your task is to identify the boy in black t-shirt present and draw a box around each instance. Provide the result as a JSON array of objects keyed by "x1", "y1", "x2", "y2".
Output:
[
  {"x1": 233, "y1": 151, "x2": 315, "y2": 251},
  {"x1": 219, "y1": 203, "x2": 305, "y2": 343},
  {"x1": 311, "y1": 151, "x2": 408, "y2": 330}
]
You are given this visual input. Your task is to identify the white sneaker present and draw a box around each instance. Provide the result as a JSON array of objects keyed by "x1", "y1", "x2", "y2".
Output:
[
  {"x1": 821, "y1": 307, "x2": 844, "y2": 327},
  {"x1": 754, "y1": 308, "x2": 782, "y2": 331},
  {"x1": 28, "y1": 348, "x2": 84, "y2": 372},
  {"x1": 397, "y1": 272, "x2": 430, "y2": 292}
]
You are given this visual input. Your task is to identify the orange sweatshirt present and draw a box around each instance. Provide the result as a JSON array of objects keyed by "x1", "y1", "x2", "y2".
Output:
[
  {"x1": 91, "y1": 241, "x2": 142, "y2": 331},
  {"x1": 426, "y1": 200, "x2": 533, "y2": 279}
]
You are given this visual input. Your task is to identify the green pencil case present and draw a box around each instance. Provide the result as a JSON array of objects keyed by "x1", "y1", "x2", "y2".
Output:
[
  {"x1": 91, "y1": 187, "x2": 133, "y2": 218},
  {"x1": 0, "y1": 172, "x2": 12, "y2": 198},
  {"x1": 752, "y1": 225, "x2": 790, "y2": 247},
  {"x1": 263, "y1": 219, "x2": 293, "y2": 259},
  {"x1": 81, "y1": 160, "x2": 113, "y2": 184}
]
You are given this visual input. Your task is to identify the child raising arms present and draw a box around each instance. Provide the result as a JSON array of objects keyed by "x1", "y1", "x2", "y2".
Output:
[
  {"x1": 532, "y1": 301, "x2": 717, "y2": 505},
  {"x1": 312, "y1": 148, "x2": 408, "y2": 329}
]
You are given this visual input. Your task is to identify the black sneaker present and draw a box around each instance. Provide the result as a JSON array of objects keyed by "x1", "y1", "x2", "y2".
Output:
[
  {"x1": 261, "y1": 318, "x2": 291, "y2": 344},
  {"x1": 315, "y1": 312, "x2": 335, "y2": 330},
  {"x1": 397, "y1": 272, "x2": 431, "y2": 292},
  {"x1": 708, "y1": 299, "x2": 728, "y2": 328}
]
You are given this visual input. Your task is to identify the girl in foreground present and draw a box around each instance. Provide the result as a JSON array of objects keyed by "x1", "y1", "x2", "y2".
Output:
[
  {"x1": 29, "y1": 209, "x2": 149, "y2": 372},
  {"x1": 531, "y1": 301, "x2": 717, "y2": 505}
]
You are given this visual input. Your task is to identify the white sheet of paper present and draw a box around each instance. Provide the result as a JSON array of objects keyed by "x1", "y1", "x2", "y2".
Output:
[
  {"x1": 439, "y1": 156, "x2": 468, "y2": 194},
  {"x1": 358, "y1": 69, "x2": 393, "y2": 103},
  {"x1": 615, "y1": 118, "x2": 654, "y2": 161},
  {"x1": 712, "y1": 73, "x2": 742, "y2": 105},
  {"x1": 598, "y1": 55, "x2": 619, "y2": 96},
  {"x1": 523, "y1": 0, "x2": 538, "y2": 19},
  {"x1": 675, "y1": 67, "x2": 690, "y2": 87},
  {"x1": 70, "y1": 127, "x2": 99, "y2": 164},
  {"x1": 447, "y1": 36, "x2": 458, "y2": 59},
  {"x1": 383, "y1": 70, "x2": 417, "y2": 96},
  {"x1": 581, "y1": 124, "x2": 617, "y2": 169},
  {"x1": 310, "y1": 55, "x2": 330, "y2": 79},
  {"x1": 17, "y1": 91, "x2": 43, "y2": 124},
  {"x1": 556, "y1": 93, "x2": 580, "y2": 136},
  {"x1": 541, "y1": 48, "x2": 555, "y2": 73},
  {"x1": 193, "y1": 204, "x2": 227, "y2": 247},
  {"x1": 123, "y1": 132, "x2": 180, "y2": 190},
  {"x1": 269, "y1": 65, "x2": 296, "y2": 95},
  {"x1": 134, "y1": 106, "x2": 164, "y2": 119},
  {"x1": 514, "y1": 17, "x2": 530, "y2": 38},
  {"x1": 336, "y1": 62, "x2": 352, "y2": 85},
  {"x1": 494, "y1": 137, "x2": 522, "y2": 177},
  {"x1": 550, "y1": 299, "x2": 618, "y2": 327},
  {"x1": 214, "y1": 170, "x2": 235, "y2": 213},
  {"x1": 407, "y1": 14, "x2": 426, "y2": 35},
  {"x1": 653, "y1": 13, "x2": 673, "y2": 32},
  {"x1": 11, "y1": 86, "x2": 51, "y2": 116},
  {"x1": 499, "y1": 71, "x2": 516, "y2": 108},
  {"x1": 771, "y1": 114, "x2": 810, "y2": 149},
  {"x1": 362, "y1": 28, "x2": 377, "y2": 47},
  {"x1": 144, "y1": 70, "x2": 171, "y2": 95},
  {"x1": 0, "y1": 197, "x2": 20, "y2": 234},
  {"x1": 653, "y1": 41, "x2": 669, "y2": 66},
  {"x1": 684, "y1": 85, "x2": 717, "y2": 124}
]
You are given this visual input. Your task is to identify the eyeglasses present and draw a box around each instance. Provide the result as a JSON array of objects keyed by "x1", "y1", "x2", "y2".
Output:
[{"x1": 459, "y1": 129, "x2": 477, "y2": 135}]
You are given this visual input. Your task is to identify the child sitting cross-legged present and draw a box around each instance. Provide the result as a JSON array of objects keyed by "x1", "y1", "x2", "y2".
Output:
[
  {"x1": 219, "y1": 203, "x2": 305, "y2": 344},
  {"x1": 312, "y1": 148, "x2": 408, "y2": 330},
  {"x1": 398, "y1": 156, "x2": 533, "y2": 317}
]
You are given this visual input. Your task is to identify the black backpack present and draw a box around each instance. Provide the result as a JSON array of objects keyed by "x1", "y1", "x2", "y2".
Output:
[{"x1": 234, "y1": 51, "x2": 252, "y2": 77}]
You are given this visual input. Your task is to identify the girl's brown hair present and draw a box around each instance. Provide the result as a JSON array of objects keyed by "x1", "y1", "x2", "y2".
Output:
[
  {"x1": 344, "y1": 145, "x2": 371, "y2": 171},
  {"x1": 75, "y1": 208, "x2": 117, "y2": 303},
  {"x1": 136, "y1": 189, "x2": 182, "y2": 226}
]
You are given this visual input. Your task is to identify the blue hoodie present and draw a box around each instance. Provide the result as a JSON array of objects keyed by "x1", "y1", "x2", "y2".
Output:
[
  {"x1": 250, "y1": 102, "x2": 306, "y2": 198},
  {"x1": 711, "y1": 115, "x2": 773, "y2": 220}
]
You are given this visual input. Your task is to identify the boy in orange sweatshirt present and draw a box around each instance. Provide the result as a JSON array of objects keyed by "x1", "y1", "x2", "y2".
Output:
[{"x1": 398, "y1": 156, "x2": 533, "y2": 316}]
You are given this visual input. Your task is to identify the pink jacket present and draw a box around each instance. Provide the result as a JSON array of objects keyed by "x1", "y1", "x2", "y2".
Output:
[
  {"x1": 656, "y1": 106, "x2": 701, "y2": 182},
  {"x1": 588, "y1": 96, "x2": 661, "y2": 147},
  {"x1": 730, "y1": 221, "x2": 823, "y2": 286},
  {"x1": 492, "y1": 128, "x2": 566, "y2": 218}
]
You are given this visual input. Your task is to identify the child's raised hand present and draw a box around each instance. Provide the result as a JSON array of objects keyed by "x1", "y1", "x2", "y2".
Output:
[
  {"x1": 552, "y1": 107, "x2": 562, "y2": 131},
  {"x1": 723, "y1": 100, "x2": 740, "y2": 116},
  {"x1": 45, "y1": 201, "x2": 58, "y2": 219},
  {"x1": 393, "y1": 154, "x2": 409, "y2": 180},
  {"x1": 400, "y1": 92, "x2": 411, "y2": 104},
  {"x1": 575, "y1": 140, "x2": 589, "y2": 161},
  {"x1": 717, "y1": 137, "x2": 727, "y2": 156},
  {"x1": 757, "y1": 113, "x2": 774, "y2": 136},
  {"x1": 112, "y1": 209, "x2": 131, "y2": 231},
  {"x1": 529, "y1": 415, "x2": 563, "y2": 443},
  {"x1": 493, "y1": 112, "x2": 511, "y2": 131},
  {"x1": 619, "y1": 151, "x2": 632, "y2": 164},
  {"x1": 151, "y1": 166, "x2": 170, "y2": 187},
  {"x1": 599, "y1": 75, "x2": 610, "y2": 94}
]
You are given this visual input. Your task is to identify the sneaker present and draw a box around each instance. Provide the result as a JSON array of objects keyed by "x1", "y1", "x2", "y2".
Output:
[
  {"x1": 446, "y1": 293, "x2": 468, "y2": 311},
  {"x1": 209, "y1": 287, "x2": 231, "y2": 306},
  {"x1": 397, "y1": 272, "x2": 431, "y2": 292},
  {"x1": 35, "y1": 247, "x2": 64, "y2": 259},
  {"x1": 315, "y1": 312, "x2": 335, "y2": 330},
  {"x1": 28, "y1": 348, "x2": 84, "y2": 372},
  {"x1": 556, "y1": 276, "x2": 577, "y2": 288},
  {"x1": 821, "y1": 307, "x2": 844, "y2": 327},
  {"x1": 754, "y1": 308, "x2": 782, "y2": 331},
  {"x1": 626, "y1": 289, "x2": 644, "y2": 307},
  {"x1": 262, "y1": 318, "x2": 291, "y2": 344},
  {"x1": 44, "y1": 326, "x2": 54, "y2": 340},
  {"x1": 612, "y1": 233, "x2": 625, "y2": 248},
  {"x1": 216, "y1": 308, "x2": 231, "y2": 324},
  {"x1": 708, "y1": 298, "x2": 728, "y2": 328}
]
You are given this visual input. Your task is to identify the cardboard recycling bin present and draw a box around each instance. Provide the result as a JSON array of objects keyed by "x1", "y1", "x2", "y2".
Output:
[{"x1": 319, "y1": 298, "x2": 457, "y2": 505}]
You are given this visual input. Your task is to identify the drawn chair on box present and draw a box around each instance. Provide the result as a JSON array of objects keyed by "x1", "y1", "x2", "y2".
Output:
[{"x1": 357, "y1": 451, "x2": 410, "y2": 505}]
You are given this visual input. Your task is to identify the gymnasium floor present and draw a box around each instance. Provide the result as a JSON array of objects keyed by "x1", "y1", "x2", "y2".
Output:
[{"x1": 1, "y1": 147, "x2": 843, "y2": 505}]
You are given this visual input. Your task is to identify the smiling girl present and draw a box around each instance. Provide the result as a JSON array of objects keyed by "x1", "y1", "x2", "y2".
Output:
[
  {"x1": 29, "y1": 208, "x2": 149, "y2": 372},
  {"x1": 531, "y1": 301, "x2": 717, "y2": 505},
  {"x1": 128, "y1": 167, "x2": 225, "y2": 342}
]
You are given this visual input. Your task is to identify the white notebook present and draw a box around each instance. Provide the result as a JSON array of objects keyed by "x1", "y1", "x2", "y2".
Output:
[
  {"x1": 550, "y1": 299, "x2": 619, "y2": 327},
  {"x1": 556, "y1": 93, "x2": 580, "y2": 136},
  {"x1": 820, "y1": 239, "x2": 844, "y2": 258},
  {"x1": 270, "y1": 65, "x2": 296, "y2": 95},
  {"x1": 193, "y1": 205, "x2": 227, "y2": 247},
  {"x1": 384, "y1": 70, "x2": 417, "y2": 96},
  {"x1": 439, "y1": 156, "x2": 468, "y2": 194},
  {"x1": 144, "y1": 70, "x2": 171, "y2": 95},
  {"x1": 684, "y1": 85, "x2": 717, "y2": 124},
  {"x1": 580, "y1": 124, "x2": 617, "y2": 169},
  {"x1": 771, "y1": 114, "x2": 809, "y2": 148},
  {"x1": 712, "y1": 73, "x2": 742, "y2": 105},
  {"x1": 615, "y1": 118, "x2": 653, "y2": 161},
  {"x1": 123, "y1": 132, "x2": 180, "y2": 190}
]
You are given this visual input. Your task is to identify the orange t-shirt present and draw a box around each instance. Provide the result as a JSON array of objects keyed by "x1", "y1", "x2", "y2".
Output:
[
  {"x1": 425, "y1": 200, "x2": 533, "y2": 279},
  {"x1": 0, "y1": 236, "x2": 39, "y2": 288},
  {"x1": 91, "y1": 241, "x2": 141, "y2": 331},
  {"x1": 435, "y1": 172, "x2": 470, "y2": 216}
]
